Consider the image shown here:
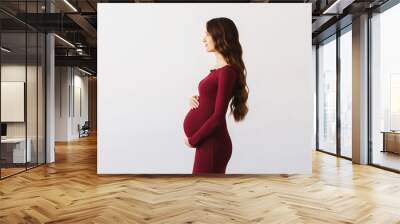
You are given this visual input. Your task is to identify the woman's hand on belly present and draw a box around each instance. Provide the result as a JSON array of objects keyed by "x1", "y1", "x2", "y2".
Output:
[{"x1": 189, "y1": 95, "x2": 199, "y2": 109}]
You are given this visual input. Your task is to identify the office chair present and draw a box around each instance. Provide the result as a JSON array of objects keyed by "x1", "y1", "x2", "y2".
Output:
[{"x1": 79, "y1": 121, "x2": 90, "y2": 138}]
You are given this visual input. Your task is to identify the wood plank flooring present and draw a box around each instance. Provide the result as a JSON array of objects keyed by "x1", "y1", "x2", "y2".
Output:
[
  {"x1": 0, "y1": 134, "x2": 400, "y2": 223},
  {"x1": 0, "y1": 167, "x2": 26, "y2": 178}
]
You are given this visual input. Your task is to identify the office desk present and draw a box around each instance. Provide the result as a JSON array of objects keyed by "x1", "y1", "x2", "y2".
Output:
[
  {"x1": 381, "y1": 131, "x2": 400, "y2": 154},
  {"x1": 1, "y1": 138, "x2": 32, "y2": 164}
]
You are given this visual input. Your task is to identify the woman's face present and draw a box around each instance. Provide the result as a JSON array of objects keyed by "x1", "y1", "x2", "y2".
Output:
[{"x1": 202, "y1": 31, "x2": 215, "y2": 52}]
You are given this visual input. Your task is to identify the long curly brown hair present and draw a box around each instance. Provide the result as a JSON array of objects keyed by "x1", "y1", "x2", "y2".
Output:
[{"x1": 206, "y1": 17, "x2": 249, "y2": 121}]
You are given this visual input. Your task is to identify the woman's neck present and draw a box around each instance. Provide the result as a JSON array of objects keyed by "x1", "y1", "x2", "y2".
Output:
[{"x1": 214, "y1": 52, "x2": 228, "y2": 69}]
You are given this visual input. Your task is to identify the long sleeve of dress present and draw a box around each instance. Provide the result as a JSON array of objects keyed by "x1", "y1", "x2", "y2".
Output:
[{"x1": 188, "y1": 67, "x2": 237, "y2": 147}]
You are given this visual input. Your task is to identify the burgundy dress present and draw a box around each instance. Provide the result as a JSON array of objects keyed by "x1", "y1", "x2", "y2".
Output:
[{"x1": 183, "y1": 65, "x2": 238, "y2": 174}]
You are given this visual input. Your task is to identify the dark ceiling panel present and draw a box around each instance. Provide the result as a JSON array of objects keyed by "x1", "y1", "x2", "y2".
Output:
[{"x1": 3, "y1": 0, "x2": 399, "y2": 68}]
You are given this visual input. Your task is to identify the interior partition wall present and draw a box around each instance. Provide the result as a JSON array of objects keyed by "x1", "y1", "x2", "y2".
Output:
[
  {"x1": 0, "y1": 1, "x2": 47, "y2": 179},
  {"x1": 316, "y1": 25, "x2": 353, "y2": 160}
]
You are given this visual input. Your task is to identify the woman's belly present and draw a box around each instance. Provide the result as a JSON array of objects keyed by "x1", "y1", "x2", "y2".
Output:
[{"x1": 183, "y1": 108, "x2": 210, "y2": 137}]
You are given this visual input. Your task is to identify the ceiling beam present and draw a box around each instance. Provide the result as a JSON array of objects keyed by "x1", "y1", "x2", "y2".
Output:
[
  {"x1": 55, "y1": 55, "x2": 96, "y2": 71},
  {"x1": 322, "y1": 0, "x2": 356, "y2": 14},
  {"x1": 67, "y1": 13, "x2": 97, "y2": 46}
]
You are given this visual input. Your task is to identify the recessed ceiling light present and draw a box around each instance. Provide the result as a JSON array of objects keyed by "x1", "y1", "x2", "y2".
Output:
[
  {"x1": 78, "y1": 67, "x2": 93, "y2": 76},
  {"x1": 63, "y1": 0, "x2": 78, "y2": 12},
  {"x1": 322, "y1": 0, "x2": 354, "y2": 15},
  {"x1": 54, "y1": 34, "x2": 75, "y2": 48},
  {"x1": 1, "y1": 47, "x2": 11, "y2": 53}
]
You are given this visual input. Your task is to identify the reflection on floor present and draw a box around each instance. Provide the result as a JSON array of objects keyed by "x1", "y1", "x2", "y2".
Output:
[
  {"x1": 0, "y1": 135, "x2": 400, "y2": 223},
  {"x1": 0, "y1": 162, "x2": 42, "y2": 178},
  {"x1": 0, "y1": 167, "x2": 25, "y2": 177},
  {"x1": 373, "y1": 150, "x2": 400, "y2": 170}
]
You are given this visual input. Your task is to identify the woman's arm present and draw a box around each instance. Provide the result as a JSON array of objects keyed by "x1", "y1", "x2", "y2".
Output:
[{"x1": 188, "y1": 67, "x2": 237, "y2": 147}]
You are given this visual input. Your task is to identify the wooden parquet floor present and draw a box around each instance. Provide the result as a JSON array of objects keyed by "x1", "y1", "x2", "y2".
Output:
[{"x1": 1, "y1": 134, "x2": 400, "y2": 224}]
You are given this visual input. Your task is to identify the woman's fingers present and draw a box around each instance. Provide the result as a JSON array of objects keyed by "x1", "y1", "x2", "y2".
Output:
[
  {"x1": 191, "y1": 97, "x2": 199, "y2": 107},
  {"x1": 189, "y1": 96, "x2": 199, "y2": 108},
  {"x1": 193, "y1": 98, "x2": 199, "y2": 107}
]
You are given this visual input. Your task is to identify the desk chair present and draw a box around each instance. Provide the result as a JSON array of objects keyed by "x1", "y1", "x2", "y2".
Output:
[{"x1": 78, "y1": 121, "x2": 90, "y2": 138}]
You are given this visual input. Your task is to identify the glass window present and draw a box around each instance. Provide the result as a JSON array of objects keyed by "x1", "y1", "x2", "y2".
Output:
[
  {"x1": 1, "y1": 31, "x2": 28, "y2": 178},
  {"x1": 318, "y1": 36, "x2": 337, "y2": 154},
  {"x1": 371, "y1": 3, "x2": 400, "y2": 171},
  {"x1": 313, "y1": 45, "x2": 317, "y2": 149},
  {"x1": 339, "y1": 28, "x2": 352, "y2": 158},
  {"x1": 27, "y1": 31, "x2": 38, "y2": 169},
  {"x1": 0, "y1": 1, "x2": 46, "y2": 179}
]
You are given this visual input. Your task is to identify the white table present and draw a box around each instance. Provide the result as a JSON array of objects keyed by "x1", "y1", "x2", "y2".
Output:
[{"x1": 1, "y1": 138, "x2": 32, "y2": 163}]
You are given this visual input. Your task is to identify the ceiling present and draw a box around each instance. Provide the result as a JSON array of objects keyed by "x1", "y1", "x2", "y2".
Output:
[{"x1": 0, "y1": 0, "x2": 393, "y2": 75}]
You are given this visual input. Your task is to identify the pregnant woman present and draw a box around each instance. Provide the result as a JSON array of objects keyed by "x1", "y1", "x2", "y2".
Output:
[{"x1": 183, "y1": 17, "x2": 249, "y2": 174}]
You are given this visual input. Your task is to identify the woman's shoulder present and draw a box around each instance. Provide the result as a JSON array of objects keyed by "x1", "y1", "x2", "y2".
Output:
[{"x1": 218, "y1": 65, "x2": 239, "y2": 77}]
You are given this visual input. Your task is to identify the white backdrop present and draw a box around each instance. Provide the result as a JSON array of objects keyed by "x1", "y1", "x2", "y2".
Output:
[{"x1": 98, "y1": 3, "x2": 313, "y2": 174}]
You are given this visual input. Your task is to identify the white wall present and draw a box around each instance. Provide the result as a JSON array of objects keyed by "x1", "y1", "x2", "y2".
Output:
[
  {"x1": 98, "y1": 3, "x2": 313, "y2": 174},
  {"x1": 71, "y1": 72, "x2": 89, "y2": 138},
  {"x1": 55, "y1": 66, "x2": 69, "y2": 141},
  {"x1": 55, "y1": 67, "x2": 89, "y2": 141}
]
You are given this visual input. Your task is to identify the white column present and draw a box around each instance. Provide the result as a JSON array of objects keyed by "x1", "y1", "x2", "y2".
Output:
[
  {"x1": 46, "y1": 1, "x2": 56, "y2": 163},
  {"x1": 46, "y1": 33, "x2": 55, "y2": 163},
  {"x1": 352, "y1": 14, "x2": 369, "y2": 164}
]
